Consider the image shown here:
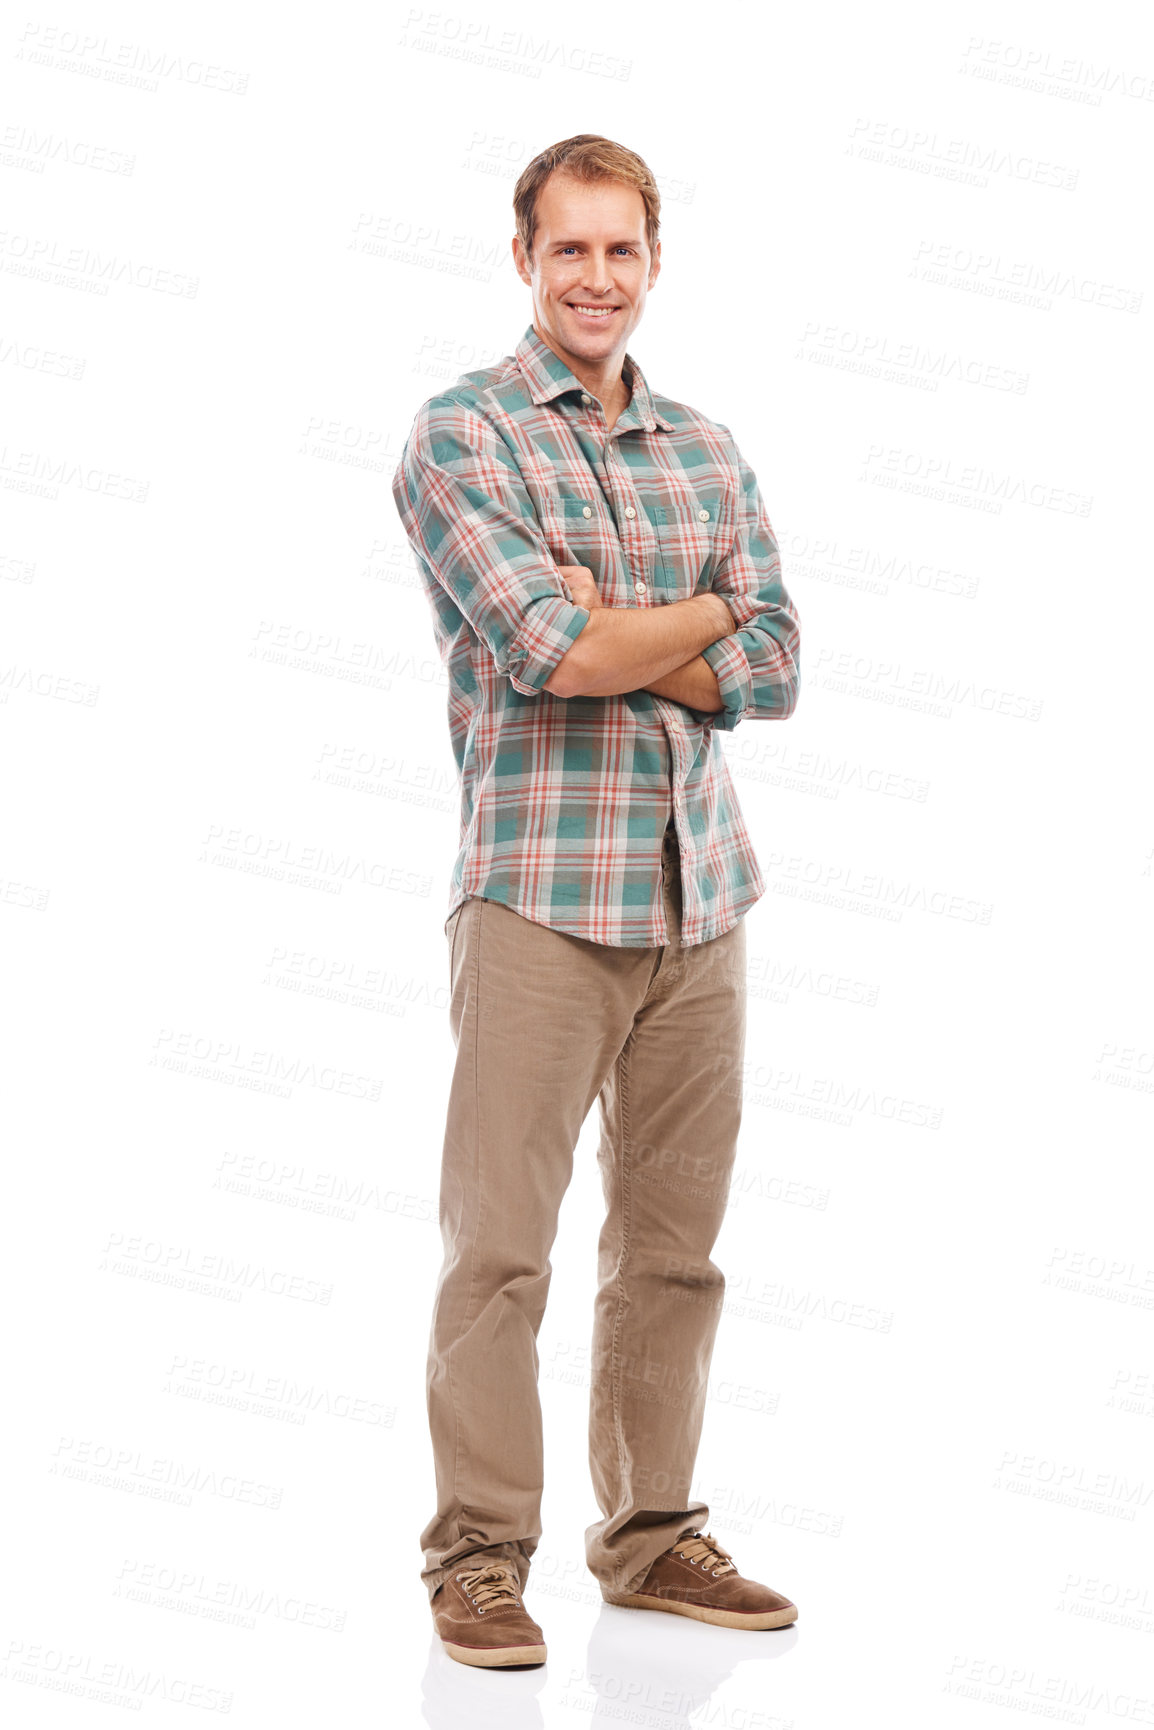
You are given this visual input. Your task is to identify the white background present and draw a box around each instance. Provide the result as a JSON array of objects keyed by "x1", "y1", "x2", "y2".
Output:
[{"x1": 3, "y1": 2, "x2": 1152, "y2": 1726}]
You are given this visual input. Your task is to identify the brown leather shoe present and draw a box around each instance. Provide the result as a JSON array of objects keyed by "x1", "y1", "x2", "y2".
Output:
[
  {"x1": 601, "y1": 1530, "x2": 798, "y2": 1630},
  {"x1": 431, "y1": 1559, "x2": 547, "y2": 1667}
]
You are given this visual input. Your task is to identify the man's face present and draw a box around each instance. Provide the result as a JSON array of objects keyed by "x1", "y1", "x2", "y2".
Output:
[{"x1": 513, "y1": 171, "x2": 660, "y2": 374}]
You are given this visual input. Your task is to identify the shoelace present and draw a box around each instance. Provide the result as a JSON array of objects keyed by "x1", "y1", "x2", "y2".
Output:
[
  {"x1": 675, "y1": 1530, "x2": 738, "y2": 1578},
  {"x1": 455, "y1": 1561, "x2": 522, "y2": 1613}
]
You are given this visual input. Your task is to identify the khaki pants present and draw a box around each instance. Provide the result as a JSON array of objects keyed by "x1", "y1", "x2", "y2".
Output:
[{"x1": 421, "y1": 821, "x2": 747, "y2": 1603}]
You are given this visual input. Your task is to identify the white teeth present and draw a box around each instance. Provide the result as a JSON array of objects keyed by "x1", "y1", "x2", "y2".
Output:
[{"x1": 571, "y1": 306, "x2": 616, "y2": 316}]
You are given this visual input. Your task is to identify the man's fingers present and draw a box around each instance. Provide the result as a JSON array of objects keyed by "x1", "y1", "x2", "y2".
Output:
[{"x1": 556, "y1": 562, "x2": 602, "y2": 608}]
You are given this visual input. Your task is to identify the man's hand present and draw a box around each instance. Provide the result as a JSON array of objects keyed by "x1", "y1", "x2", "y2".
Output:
[{"x1": 556, "y1": 564, "x2": 603, "y2": 611}]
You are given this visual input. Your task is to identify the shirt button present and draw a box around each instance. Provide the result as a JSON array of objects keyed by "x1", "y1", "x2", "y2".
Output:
[
  {"x1": 624, "y1": 506, "x2": 636, "y2": 519},
  {"x1": 581, "y1": 393, "x2": 591, "y2": 405},
  {"x1": 634, "y1": 580, "x2": 647, "y2": 594},
  {"x1": 698, "y1": 508, "x2": 710, "y2": 522},
  {"x1": 582, "y1": 505, "x2": 593, "y2": 518}
]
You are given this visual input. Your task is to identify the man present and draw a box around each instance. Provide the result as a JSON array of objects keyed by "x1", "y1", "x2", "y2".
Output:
[{"x1": 392, "y1": 134, "x2": 802, "y2": 1670}]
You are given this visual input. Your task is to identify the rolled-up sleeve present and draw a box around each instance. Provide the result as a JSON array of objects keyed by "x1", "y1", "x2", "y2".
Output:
[
  {"x1": 391, "y1": 400, "x2": 590, "y2": 696},
  {"x1": 699, "y1": 438, "x2": 802, "y2": 731}
]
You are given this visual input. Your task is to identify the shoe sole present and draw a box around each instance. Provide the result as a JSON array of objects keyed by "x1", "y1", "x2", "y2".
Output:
[
  {"x1": 601, "y1": 1592, "x2": 797, "y2": 1630},
  {"x1": 440, "y1": 1637, "x2": 547, "y2": 1667}
]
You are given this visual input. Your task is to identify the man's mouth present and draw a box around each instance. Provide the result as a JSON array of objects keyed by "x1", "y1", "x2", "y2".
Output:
[{"x1": 567, "y1": 304, "x2": 620, "y2": 321}]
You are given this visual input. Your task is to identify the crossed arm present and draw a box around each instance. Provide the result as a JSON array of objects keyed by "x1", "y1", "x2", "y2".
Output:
[
  {"x1": 392, "y1": 399, "x2": 800, "y2": 731},
  {"x1": 642, "y1": 654, "x2": 727, "y2": 711},
  {"x1": 543, "y1": 565, "x2": 733, "y2": 710}
]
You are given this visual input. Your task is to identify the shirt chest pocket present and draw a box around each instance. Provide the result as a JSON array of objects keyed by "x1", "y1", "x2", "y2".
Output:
[
  {"x1": 650, "y1": 488, "x2": 737, "y2": 597},
  {"x1": 539, "y1": 489, "x2": 615, "y2": 573},
  {"x1": 543, "y1": 491, "x2": 609, "y2": 550}
]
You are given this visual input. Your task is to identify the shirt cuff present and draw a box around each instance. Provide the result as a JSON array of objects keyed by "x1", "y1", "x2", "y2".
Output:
[
  {"x1": 500, "y1": 595, "x2": 591, "y2": 695},
  {"x1": 700, "y1": 633, "x2": 752, "y2": 730}
]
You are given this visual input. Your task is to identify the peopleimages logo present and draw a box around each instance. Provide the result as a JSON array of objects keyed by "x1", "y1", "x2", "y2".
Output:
[
  {"x1": 848, "y1": 116, "x2": 1079, "y2": 189},
  {"x1": 396, "y1": 11, "x2": 632, "y2": 82},
  {"x1": 912, "y1": 238, "x2": 1142, "y2": 313},
  {"x1": 959, "y1": 35, "x2": 1154, "y2": 104}
]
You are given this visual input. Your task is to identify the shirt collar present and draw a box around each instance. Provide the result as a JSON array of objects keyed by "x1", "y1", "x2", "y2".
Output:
[{"x1": 514, "y1": 322, "x2": 675, "y2": 434}]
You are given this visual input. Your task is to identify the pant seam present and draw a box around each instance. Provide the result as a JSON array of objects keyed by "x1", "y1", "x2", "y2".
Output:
[
  {"x1": 608, "y1": 1035, "x2": 634, "y2": 1505},
  {"x1": 449, "y1": 899, "x2": 486, "y2": 1521}
]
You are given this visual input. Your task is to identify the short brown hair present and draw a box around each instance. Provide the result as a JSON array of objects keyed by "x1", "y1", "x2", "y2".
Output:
[{"x1": 513, "y1": 134, "x2": 660, "y2": 265}]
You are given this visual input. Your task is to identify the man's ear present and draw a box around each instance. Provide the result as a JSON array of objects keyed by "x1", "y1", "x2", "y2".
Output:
[{"x1": 648, "y1": 239, "x2": 661, "y2": 290}]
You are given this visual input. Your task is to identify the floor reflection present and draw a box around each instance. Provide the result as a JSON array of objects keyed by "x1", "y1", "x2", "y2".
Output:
[
  {"x1": 419, "y1": 1599, "x2": 798, "y2": 1730},
  {"x1": 582, "y1": 1604, "x2": 798, "y2": 1729}
]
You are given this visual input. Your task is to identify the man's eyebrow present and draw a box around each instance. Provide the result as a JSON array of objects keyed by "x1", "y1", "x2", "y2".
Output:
[{"x1": 549, "y1": 237, "x2": 644, "y2": 247}]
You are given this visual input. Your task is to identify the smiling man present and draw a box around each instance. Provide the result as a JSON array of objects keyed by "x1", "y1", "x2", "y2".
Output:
[{"x1": 392, "y1": 133, "x2": 802, "y2": 1669}]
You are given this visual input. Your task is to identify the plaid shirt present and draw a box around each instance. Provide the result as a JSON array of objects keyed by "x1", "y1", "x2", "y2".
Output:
[{"x1": 391, "y1": 321, "x2": 801, "y2": 948}]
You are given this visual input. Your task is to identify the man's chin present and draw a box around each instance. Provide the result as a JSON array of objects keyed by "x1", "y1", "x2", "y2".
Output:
[{"x1": 555, "y1": 313, "x2": 629, "y2": 352}]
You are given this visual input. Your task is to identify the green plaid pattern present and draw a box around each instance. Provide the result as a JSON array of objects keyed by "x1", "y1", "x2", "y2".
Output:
[{"x1": 392, "y1": 322, "x2": 801, "y2": 947}]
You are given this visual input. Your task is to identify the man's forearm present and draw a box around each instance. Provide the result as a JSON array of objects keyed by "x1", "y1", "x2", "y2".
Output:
[
  {"x1": 548, "y1": 594, "x2": 734, "y2": 700},
  {"x1": 641, "y1": 655, "x2": 724, "y2": 711}
]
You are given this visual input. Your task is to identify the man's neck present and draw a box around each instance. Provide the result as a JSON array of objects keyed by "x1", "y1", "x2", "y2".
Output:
[{"x1": 535, "y1": 322, "x2": 632, "y2": 429}]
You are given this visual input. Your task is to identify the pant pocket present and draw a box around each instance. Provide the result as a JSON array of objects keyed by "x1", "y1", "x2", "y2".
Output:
[{"x1": 446, "y1": 906, "x2": 463, "y2": 976}]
